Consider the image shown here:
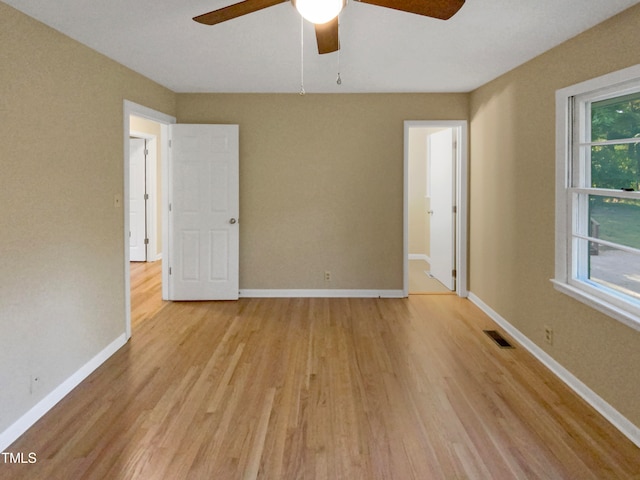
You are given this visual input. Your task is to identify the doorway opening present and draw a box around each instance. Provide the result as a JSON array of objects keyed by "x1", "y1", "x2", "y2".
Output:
[
  {"x1": 128, "y1": 125, "x2": 163, "y2": 330},
  {"x1": 123, "y1": 101, "x2": 175, "y2": 339},
  {"x1": 403, "y1": 121, "x2": 468, "y2": 297}
]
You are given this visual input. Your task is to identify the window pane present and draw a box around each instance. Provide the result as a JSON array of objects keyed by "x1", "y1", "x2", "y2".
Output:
[
  {"x1": 589, "y1": 196, "x2": 640, "y2": 250},
  {"x1": 591, "y1": 91, "x2": 640, "y2": 142},
  {"x1": 590, "y1": 142, "x2": 640, "y2": 190},
  {"x1": 589, "y1": 244, "x2": 640, "y2": 301}
]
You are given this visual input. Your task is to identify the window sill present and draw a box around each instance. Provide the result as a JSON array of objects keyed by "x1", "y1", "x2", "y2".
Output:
[{"x1": 551, "y1": 279, "x2": 640, "y2": 332}]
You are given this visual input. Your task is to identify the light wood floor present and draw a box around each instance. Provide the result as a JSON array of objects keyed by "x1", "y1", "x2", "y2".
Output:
[
  {"x1": 129, "y1": 260, "x2": 169, "y2": 329},
  {"x1": 3, "y1": 264, "x2": 639, "y2": 479},
  {"x1": 408, "y1": 259, "x2": 452, "y2": 294}
]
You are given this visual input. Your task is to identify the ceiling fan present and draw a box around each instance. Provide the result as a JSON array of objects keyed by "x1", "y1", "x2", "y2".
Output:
[{"x1": 193, "y1": 0, "x2": 465, "y2": 55}]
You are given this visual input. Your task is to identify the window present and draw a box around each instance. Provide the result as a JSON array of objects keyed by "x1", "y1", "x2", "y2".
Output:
[{"x1": 554, "y1": 65, "x2": 640, "y2": 331}]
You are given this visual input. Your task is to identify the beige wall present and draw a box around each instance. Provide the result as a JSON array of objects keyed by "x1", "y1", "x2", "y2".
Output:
[
  {"x1": 0, "y1": 2, "x2": 175, "y2": 433},
  {"x1": 177, "y1": 93, "x2": 469, "y2": 290},
  {"x1": 408, "y1": 127, "x2": 430, "y2": 257},
  {"x1": 130, "y1": 115, "x2": 163, "y2": 255},
  {"x1": 469, "y1": 4, "x2": 640, "y2": 427}
]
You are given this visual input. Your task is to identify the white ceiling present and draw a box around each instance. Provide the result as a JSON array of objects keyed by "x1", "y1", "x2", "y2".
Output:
[{"x1": 5, "y1": 0, "x2": 640, "y2": 93}]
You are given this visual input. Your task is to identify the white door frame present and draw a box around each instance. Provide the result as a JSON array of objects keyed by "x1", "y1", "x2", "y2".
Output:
[
  {"x1": 403, "y1": 120, "x2": 468, "y2": 298},
  {"x1": 123, "y1": 100, "x2": 176, "y2": 340}
]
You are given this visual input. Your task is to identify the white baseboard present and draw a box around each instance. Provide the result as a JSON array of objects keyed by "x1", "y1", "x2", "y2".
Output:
[
  {"x1": 240, "y1": 289, "x2": 405, "y2": 299},
  {"x1": 468, "y1": 292, "x2": 640, "y2": 448},
  {"x1": 408, "y1": 254, "x2": 431, "y2": 263},
  {"x1": 0, "y1": 333, "x2": 127, "y2": 452}
]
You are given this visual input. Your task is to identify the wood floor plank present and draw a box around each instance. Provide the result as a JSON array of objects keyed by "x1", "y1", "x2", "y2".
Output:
[{"x1": 2, "y1": 266, "x2": 639, "y2": 479}]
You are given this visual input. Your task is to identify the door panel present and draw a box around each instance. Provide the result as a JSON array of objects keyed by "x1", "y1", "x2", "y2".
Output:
[
  {"x1": 429, "y1": 129, "x2": 455, "y2": 290},
  {"x1": 181, "y1": 230, "x2": 200, "y2": 280},
  {"x1": 210, "y1": 230, "x2": 229, "y2": 280},
  {"x1": 129, "y1": 138, "x2": 147, "y2": 262},
  {"x1": 169, "y1": 124, "x2": 239, "y2": 300}
]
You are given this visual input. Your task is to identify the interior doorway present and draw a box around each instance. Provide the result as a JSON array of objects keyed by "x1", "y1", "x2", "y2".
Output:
[
  {"x1": 123, "y1": 101, "x2": 176, "y2": 339},
  {"x1": 403, "y1": 121, "x2": 468, "y2": 297},
  {"x1": 128, "y1": 118, "x2": 163, "y2": 332}
]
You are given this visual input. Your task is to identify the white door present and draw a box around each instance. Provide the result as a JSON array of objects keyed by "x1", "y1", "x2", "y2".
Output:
[
  {"x1": 168, "y1": 124, "x2": 239, "y2": 300},
  {"x1": 429, "y1": 129, "x2": 456, "y2": 290},
  {"x1": 129, "y1": 137, "x2": 147, "y2": 262}
]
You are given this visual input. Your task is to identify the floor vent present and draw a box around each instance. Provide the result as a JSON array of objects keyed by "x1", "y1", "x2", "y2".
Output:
[{"x1": 483, "y1": 330, "x2": 514, "y2": 348}]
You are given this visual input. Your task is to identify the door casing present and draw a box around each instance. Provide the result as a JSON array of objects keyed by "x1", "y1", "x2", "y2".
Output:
[{"x1": 403, "y1": 120, "x2": 468, "y2": 298}]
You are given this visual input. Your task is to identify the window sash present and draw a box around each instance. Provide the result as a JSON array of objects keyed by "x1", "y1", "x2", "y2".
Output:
[
  {"x1": 580, "y1": 138, "x2": 640, "y2": 147},
  {"x1": 569, "y1": 187, "x2": 640, "y2": 199}
]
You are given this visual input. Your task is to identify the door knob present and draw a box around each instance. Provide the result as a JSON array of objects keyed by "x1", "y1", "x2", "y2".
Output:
[
  {"x1": 427, "y1": 210, "x2": 434, "y2": 215},
  {"x1": 229, "y1": 218, "x2": 237, "y2": 224}
]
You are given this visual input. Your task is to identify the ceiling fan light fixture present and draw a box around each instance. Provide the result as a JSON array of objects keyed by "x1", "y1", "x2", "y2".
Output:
[{"x1": 294, "y1": 0, "x2": 344, "y2": 25}]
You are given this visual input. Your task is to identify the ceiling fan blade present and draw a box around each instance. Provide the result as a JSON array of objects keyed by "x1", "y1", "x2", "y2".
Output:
[
  {"x1": 315, "y1": 18, "x2": 340, "y2": 54},
  {"x1": 356, "y1": 0, "x2": 464, "y2": 20},
  {"x1": 193, "y1": 0, "x2": 288, "y2": 25}
]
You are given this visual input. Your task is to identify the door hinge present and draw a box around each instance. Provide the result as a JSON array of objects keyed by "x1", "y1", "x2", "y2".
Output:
[
  {"x1": 144, "y1": 193, "x2": 149, "y2": 200},
  {"x1": 144, "y1": 238, "x2": 149, "y2": 245},
  {"x1": 169, "y1": 203, "x2": 172, "y2": 212},
  {"x1": 452, "y1": 269, "x2": 457, "y2": 278},
  {"x1": 169, "y1": 139, "x2": 172, "y2": 148},
  {"x1": 169, "y1": 267, "x2": 172, "y2": 275},
  {"x1": 453, "y1": 205, "x2": 457, "y2": 214},
  {"x1": 144, "y1": 149, "x2": 149, "y2": 156}
]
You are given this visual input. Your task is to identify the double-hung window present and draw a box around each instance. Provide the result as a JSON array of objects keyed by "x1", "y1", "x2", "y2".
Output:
[{"x1": 554, "y1": 65, "x2": 640, "y2": 331}]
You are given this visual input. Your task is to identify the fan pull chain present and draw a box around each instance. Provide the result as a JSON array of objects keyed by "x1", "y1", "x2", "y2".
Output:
[{"x1": 299, "y1": 16, "x2": 305, "y2": 95}]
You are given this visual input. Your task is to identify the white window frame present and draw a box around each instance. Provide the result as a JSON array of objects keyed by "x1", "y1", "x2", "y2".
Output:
[{"x1": 553, "y1": 64, "x2": 640, "y2": 333}]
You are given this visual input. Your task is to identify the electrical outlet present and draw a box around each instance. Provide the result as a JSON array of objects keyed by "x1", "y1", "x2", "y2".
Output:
[
  {"x1": 544, "y1": 326, "x2": 554, "y2": 345},
  {"x1": 324, "y1": 271, "x2": 331, "y2": 282}
]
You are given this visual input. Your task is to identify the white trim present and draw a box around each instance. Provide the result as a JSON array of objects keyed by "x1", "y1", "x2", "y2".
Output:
[
  {"x1": 404, "y1": 125, "x2": 409, "y2": 297},
  {"x1": 123, "y1": 101, "x2": 176, "y2": 340},
  {"x1": 239, "y1": 289, "x2": 405, "y2": 298},
  {"x1": 403, "y1": 120, "x2": 468, "y2": 298},
  {"x1": 160, "y1": 122, "x2": 170, "y2": 300},
  {"x1": 124, "y1": 100, "x2": 176, "y2": 125},
  {"x1": 554, "y1": 86, "x2": 571, "y2": 280},
  {"x1": 455, "y1": 123, "x2": 468, "y2": 298},
  {"x1": 0, "y1": 334, "x2": 127, "y2": 452},
  {"x1": 468, "y1": 292, "x2": 640, "y2": 449},
  {"x1": 409, "y1": 254, "x2": 430, "y2": 263}
]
